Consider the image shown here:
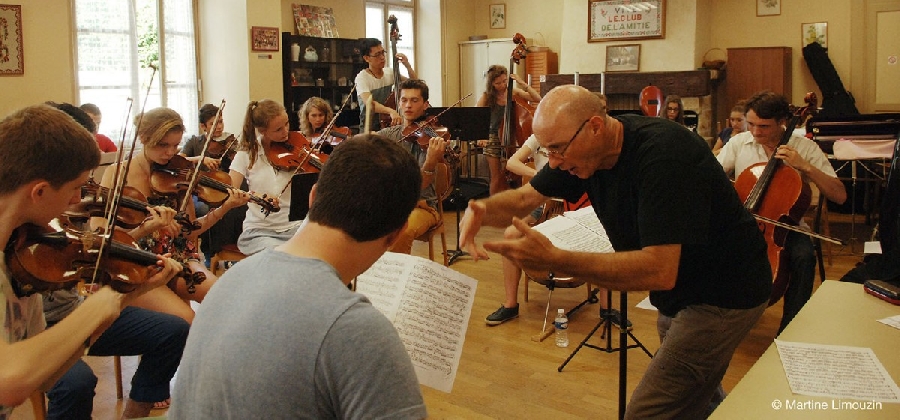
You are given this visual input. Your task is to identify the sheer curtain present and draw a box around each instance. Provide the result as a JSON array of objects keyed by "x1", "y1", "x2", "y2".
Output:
[{"x1": 74, "y1": 0, "x2": 198, "y2": 143}]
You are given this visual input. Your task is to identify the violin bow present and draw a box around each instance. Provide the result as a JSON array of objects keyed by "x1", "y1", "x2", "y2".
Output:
[
  {"x1": 177, "y1": 99, "x2": 226, "y2": 215},
  {"x1": 402, "y1": 93, "x2": 473, "y2": 142},
  {"x1": 316, "y1": 84, "x2": 357, "y2": 153},
  {"x1": 276, "y1": 87, "x2": 359, "y2": 198},
  {"x1": 88, "y1": 64, "x2": 159, "y2": 292}
]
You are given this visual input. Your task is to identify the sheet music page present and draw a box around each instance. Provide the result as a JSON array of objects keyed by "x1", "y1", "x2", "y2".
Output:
[
  {"x1": 531, "y1": 205, "x2": 614, "y2": 253},
  {"x1": 878, "y1": 315, "x2": 900, "y2": 331},
  {"x1": 356, "y1": 252, "x2": 477, "y2": 393},
  {"x1": 775, "y1": 340, "x2": 900, "y2": 402}
]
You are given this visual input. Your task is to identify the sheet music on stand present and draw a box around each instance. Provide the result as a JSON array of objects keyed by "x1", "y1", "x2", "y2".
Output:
[{"x1": 355, "y1": 252, "x2": 477, "y2": 393}]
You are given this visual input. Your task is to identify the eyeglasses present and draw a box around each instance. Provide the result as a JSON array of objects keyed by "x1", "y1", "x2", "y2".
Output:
[
  {"x1": 539, "y1": 118, "x2": 590, "y2": 158},
  {"x1": 666, "y1": 107, "x2": 680, "y2": 111},
  {"x1": 368, "y1": 50, "x2": 387, "y2": 58}
]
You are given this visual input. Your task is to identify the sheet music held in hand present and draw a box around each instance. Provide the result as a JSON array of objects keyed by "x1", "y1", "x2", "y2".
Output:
[
  {"x1": 531, "y1": 206, "x2": 614, "y2": 253},
  {"x1": 355, "y1": 252, "x2": 477, "y2": 393}
]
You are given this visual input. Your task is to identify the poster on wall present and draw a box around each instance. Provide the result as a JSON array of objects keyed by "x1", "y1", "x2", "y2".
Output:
[
  {"x1": 0, "y1": 4, "x2": 24, "y2": 75},
  {"x1": 292, "y1": 4, "x2": 339, "y2": 38},
  {"x1": 589, "y1": 0, "x2": 665, "y2": 42}
]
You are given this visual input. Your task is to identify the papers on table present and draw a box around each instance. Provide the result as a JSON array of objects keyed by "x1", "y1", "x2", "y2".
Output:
[{"x1": 775, "y1": 340, "x2": 900, "y2": 402}]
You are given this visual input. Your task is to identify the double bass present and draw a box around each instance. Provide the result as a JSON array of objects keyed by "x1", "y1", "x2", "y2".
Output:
[
  {"x1": 734, "y1": 93, "x2": 818, "y2": 304},
  {"x1": 497, "y1": 33, "x2": 535, "y2": 188},
  {"x1": 378, "y1": 15, "x2": 402, "y2": 130}
]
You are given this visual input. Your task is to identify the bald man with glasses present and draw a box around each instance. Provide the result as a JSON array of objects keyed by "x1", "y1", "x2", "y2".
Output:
[{"x1": 460, "y1": 85, "x2": 772, "y2": 419}]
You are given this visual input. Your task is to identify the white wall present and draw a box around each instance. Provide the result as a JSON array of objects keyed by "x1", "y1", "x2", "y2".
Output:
[{"x1": 198, "y1": 0, "x2": 249, "y2": 134}]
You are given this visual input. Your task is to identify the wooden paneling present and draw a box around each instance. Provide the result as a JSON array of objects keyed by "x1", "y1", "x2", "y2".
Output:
[
  {"x1": 541, "y1": 71, "x2": 711, "y2": 97},
  {"x1": 725, "y1": 47, "x2": 792, "y2": 108},
  {"x1": 525, "y1": 49, "x2": 558, "y2": 91}
]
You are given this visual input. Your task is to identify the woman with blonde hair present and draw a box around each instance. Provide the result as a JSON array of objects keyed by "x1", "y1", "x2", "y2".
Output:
[
  {"x1": 98, "y1": 107, "x2": 250, "y2": 323},
  {"x1": 229, "y1": 99, "x2": 303, "y2": 255}
]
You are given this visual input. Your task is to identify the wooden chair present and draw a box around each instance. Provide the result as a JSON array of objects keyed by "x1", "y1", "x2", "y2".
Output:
[
  {"x1": 804, "y1": 185, "x2": 833, "y2": 282},
  {"x1": 29, "y1": 355, "x2": 123, "y2": 419},
  {"x1": 30, "y1": 390, "x2": 47, "y2": 420},
  {"x1": 415, "y1": 162, "x2": 453, "y2": 266},
  {"x1": 209, "y1": 243, "x2": 247, "y2": 275}
]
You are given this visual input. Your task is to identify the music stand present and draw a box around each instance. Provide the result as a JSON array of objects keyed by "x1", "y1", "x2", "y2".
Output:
[
  {"x1": 425, "y1": 106, "x2": 491, "y2": 265},
  {"x1": 558, "y1": 291, "x2": 652, "y2": 420},
  {"x1": 288, "y1": 172, "x2": 319, "y2": 221}
]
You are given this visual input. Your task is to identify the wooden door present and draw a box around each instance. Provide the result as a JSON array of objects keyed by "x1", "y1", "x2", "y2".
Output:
[{"x1": 725, "y1": 47, "x2": 792, "y2": 110}]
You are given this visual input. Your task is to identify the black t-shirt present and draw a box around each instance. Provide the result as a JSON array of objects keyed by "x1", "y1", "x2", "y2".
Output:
[{"x1": 531, "y1": 114, "x2": 771, "y2": 316}]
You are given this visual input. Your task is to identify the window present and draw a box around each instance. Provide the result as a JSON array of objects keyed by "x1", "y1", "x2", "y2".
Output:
[
  {"x1": 74, "y1": 0, "x2": 198, "y2": 143},
  {"x1": 366, "y1": 1, "x2": 415, "y2": 72}
]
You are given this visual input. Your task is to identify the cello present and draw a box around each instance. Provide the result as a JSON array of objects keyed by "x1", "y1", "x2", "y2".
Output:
[
  {"x1": 378, "y1": 15, "x2": 402, "y2": 130},
  {"x1": 497, "y1": 33, "x2": 535, "y2": 188},
  {"x1": 734, "y1": 92, "x2": 818, "y2": 304}
]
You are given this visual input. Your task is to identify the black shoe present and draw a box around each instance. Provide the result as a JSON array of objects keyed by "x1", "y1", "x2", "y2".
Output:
[{"x1": 485, "y1": 304, "x2": 519, "y2": 325}]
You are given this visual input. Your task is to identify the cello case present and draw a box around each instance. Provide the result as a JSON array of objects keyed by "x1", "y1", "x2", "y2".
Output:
[
  {"x1": 639, "y1": 85, "x2": 664, "y2": 117},
  {"x1": 802, "y1": 42, "x2": 859, "y2": 117}
]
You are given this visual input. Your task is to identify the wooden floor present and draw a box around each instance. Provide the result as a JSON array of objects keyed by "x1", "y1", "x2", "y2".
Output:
[{"x1": 12, "y1": 211, "x2": 874, "y2": 419}]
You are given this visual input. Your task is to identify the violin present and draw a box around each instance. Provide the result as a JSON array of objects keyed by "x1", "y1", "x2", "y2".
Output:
[
  {"x1": 312, "y1": 126, "x2": 351, "y2": 154},
  {"x1": 266, "y1": 131, "x2": 328, "y2": 174},
  {"x1": 61, "y1": 180, "x2": 202, "y2": 233},
  {"x1": 734, "y1": 92, "x2": 817, "y2": 305},
  {"x1": 5, "y1": 223, "x2": 204, "y2": 296},
  {"x1": 64, "y1": 179, "x2": 152, "y2": 229},
  {"x1": 378, "y1": 15, "x2": 402, "y2": 130},
  {"x1": 400, "y1": 118, "x2": 460, "y2": 166},
  {"x1": 150, "y1": 154, "x2": 280, "y2": 215},
  {"x1": 205, "y1": 133, "x2": 238, "y2": 161}
]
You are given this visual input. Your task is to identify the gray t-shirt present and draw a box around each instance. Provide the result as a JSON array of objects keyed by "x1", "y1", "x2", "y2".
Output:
[{"x1": 169, "y1": 249, "x2": 426, "y2": 419}]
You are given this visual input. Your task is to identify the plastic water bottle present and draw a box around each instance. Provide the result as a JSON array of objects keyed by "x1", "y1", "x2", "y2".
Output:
[{"x1": 554, "y1": 308, "x2": 569, "y2": 347}]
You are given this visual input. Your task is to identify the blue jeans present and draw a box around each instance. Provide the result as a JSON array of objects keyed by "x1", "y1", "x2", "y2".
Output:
[{"x1": 46, "y1": 306, "x2": 189, "y2": 420}]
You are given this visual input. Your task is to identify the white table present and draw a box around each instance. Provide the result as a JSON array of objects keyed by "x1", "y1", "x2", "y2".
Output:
[{"x1": 711, "y1": 281, "x2": 900, "y2": 419}]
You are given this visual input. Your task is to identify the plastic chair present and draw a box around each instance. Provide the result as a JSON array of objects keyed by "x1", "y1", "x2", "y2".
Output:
[{"x1": 415, "y1": 162, "x2": 453, "y2": 266}]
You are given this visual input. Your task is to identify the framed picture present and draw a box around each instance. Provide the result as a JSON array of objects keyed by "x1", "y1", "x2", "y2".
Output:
[
  {"x1": 490, "y1": 4, "x2": 505, "y2": 29},
  {"x1": 757, "y1": 0, "x2": 781, "y2": 17},
  {"x1": 251, "y1": 26, "x2": 279, "y2": 52},
  {"x1": 606, "y1": 44, "x2": 640, "y2": 72},
  {"x1": 0, "y1": 4, "x2": 24, "y2": 75},
  {"x1": 802, "y1": 22, "x2": 828, "y2": 49},
  {"x1": 589, "y1": 0, "x2": 665, "y2": 42}
]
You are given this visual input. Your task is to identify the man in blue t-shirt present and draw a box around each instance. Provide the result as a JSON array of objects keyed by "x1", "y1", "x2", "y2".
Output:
[{"x1": 460, "y1": 85, "x2": 771, "y2": 419}]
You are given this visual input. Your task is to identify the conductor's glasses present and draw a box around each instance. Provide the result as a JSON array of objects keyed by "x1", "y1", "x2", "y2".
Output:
[{"x1": 539, "y1": 118, "x2": 590, "y2": 158}]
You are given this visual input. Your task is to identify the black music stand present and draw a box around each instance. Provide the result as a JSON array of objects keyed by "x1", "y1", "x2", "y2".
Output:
[
  {"x1": 558, "y1": 291, "x2": 652, "y2": 420},
  {"x1": 425, "y1": 106, "x2": 491, "y2": 265},
  {"x1": 288, "y1": 172, "x2": 319, "y2": 221}
]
